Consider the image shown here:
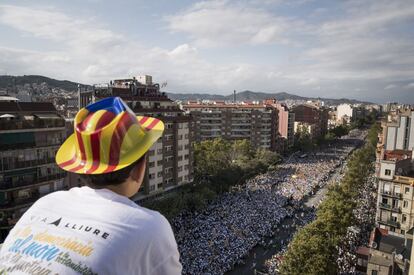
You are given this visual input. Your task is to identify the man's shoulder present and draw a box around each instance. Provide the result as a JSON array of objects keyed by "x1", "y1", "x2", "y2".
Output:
[{"x1": 130, "y1": 205, "x2": 170, "y2": 229}]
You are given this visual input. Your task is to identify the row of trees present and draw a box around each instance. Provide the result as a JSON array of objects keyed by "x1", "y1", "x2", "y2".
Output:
[
  {"x1": 278, "y1": 123, "x2": 381, "y2": 274},
  {"x1": 145, "y1": 138, "x2": 281, "y2": 219},
  {"x1": 293, "y1": 124, "x2": 351, "y2": 151}
]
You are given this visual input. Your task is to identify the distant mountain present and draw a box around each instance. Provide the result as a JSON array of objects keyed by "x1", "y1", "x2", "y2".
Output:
[
  {"x1": 0, "y1": 75, "x2": 82, "y2": 91},
  {"x1": 167, "y1": 90, "x2": 372, "y2": 105},
  {"x1": 0, "y1": 75, "x2": 371, "y2": 105}
]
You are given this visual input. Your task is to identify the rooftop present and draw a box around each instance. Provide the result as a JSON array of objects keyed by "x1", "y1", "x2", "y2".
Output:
[{"x1": 370, "y1": 228, "x2": 412, "y2": 260}]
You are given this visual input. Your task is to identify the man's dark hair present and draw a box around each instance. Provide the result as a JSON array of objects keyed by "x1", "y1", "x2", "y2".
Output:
[{"x1": 79, "y1": 153, "x2": 146, "y2": 188}]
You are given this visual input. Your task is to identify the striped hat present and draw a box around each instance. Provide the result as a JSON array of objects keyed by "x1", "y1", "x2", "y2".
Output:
[{"x1": 56, "y1": 97, "x2": 164, "y2": 174}]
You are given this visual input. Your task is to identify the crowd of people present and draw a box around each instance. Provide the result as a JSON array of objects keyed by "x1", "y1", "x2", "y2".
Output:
[
  {"x1": 337, "y1": 173, "x2": 377, "y2": 274},
  {"x1": 172, "y1": 131, "x2": 366, "y2": 275}
]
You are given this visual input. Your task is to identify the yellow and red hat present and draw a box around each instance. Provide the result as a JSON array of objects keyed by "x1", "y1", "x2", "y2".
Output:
[{"x1": 56, "y1": 97, "x2": 164, "y2": 174}]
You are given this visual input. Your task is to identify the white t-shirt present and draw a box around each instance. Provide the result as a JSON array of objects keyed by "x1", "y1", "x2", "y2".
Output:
[{"x1": 0, "y1": 186, "x2": 182, "y2": 275}]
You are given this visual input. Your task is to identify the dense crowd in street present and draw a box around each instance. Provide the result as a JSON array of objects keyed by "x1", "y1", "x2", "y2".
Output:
[
  {"x1": 337, "y1": 173, "x2": 377, "y2": 274},
  {"x1": 173, "y1": 131, "x2": 366, "y2": 275}
]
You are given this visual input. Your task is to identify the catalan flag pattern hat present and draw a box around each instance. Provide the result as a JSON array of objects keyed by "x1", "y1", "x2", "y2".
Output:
[{"x1": 56, "y1": 97, "x2": 164, "y2": 174}]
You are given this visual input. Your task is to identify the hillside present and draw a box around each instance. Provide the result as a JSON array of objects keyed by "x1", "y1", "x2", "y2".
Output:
[
  {"x1": 167, "y1": 90, "x2": 371, "y2": 105},
  {"x1": 0, "y1": 75, "x2": 81, "y2": 91},
  {"x1": 0, "y1": 75, "x2": 371, "y2": 105}
]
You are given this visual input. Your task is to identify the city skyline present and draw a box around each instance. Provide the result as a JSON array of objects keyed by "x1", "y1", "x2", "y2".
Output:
[{"x1": 0, "y1": 0, "x2": 413, "y2": 103}]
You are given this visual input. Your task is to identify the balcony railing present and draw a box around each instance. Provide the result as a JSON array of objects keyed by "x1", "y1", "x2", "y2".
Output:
[
  {"x1": 0, "y1": 173, "x2": 66, "y2": 190},
  {"x1": 0, "y1": 119, "x2": 65, "y2": 131},
  {"x1": 1, "y1": 158, "x2": 57, "y2": 171},
  {"x1": 0, "y1": 192, "x2": 40, "y2": 209},
  {"x1": 378, "y1": 219, "x2": 400, "y2": 228},
  {"x1": 381, "y1": 190, "x2": 402, "y2": 199},
  {"x1": 379, "y1": 203, "x2": 401, "y2": 213}
]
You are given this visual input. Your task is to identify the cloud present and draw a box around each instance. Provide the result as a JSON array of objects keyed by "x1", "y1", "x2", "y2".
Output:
[
  {"x1": 384, "y1": 84, "x2": 398, "y2": 90},
  {"x1": 165, "y1": 0, "x2": 294, "y2": 47},
  {"x1": 0, "y1": 1, "x2": 413, "y2": 103}
]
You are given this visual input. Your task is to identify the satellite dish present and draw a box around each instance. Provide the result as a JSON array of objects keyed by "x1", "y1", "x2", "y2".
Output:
[
  {"x1": 396, "y1": 254, "x2": 403, "y2": 261},
  {"x1": 371, "y1": 242, "x2": 378, "y2": 249}
]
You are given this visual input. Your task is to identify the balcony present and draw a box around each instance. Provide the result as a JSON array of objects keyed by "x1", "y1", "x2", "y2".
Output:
[
  {"x1": 0, "y1": 119, "x2": 65, "y2": 132},
  {"x1": 378, "y1": 219, "x2": 400, "y2": 228},
  {"x1": 1, "y1": 158, "x2": 56, "y2": 172},
  {"x1": 381, "y1": 190, "x2": 402, "y2": 199},
  {"x1": 379, "y1": 203, "x2": 401, "y2": 213},
  {"x1": 0, "y1": 191, "x2": 40, "y2": 210},
  {"x1": 0, "y1": 173, "x2": 66, "y2": 190}
]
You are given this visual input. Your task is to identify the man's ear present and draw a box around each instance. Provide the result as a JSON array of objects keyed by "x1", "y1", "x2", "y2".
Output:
[{"x1": 130, "y1": 154, "x2": 147, "y2": 182}]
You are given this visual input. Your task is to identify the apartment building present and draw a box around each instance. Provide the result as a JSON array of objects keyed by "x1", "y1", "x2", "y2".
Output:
[
  {"x1": 264, "y1": 99, "x2": 295, "y2": 151},
  {"x1": 89, "y1": 75, "x2": 193, "y2": 201},
  {"x1": 291, "y1": 104, "x2": 329, "y2": 140},
  {"x1": 376, "y1": 110, "x2": 414, "y2": 236},
  {"x1": 0, "y1": 100, "x2": 67, "y2": 241},
  {"x1": 181, "y1": 101, "x2": 279, "y2": 151}
]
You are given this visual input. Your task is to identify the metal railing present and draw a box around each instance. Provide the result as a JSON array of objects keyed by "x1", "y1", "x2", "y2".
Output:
[
  {"x1": 0, "y1": 173, "x2": 66, "y2": 190},
  {"x1": 381, "y1": 190, "x2": 402, "y2": 199}
]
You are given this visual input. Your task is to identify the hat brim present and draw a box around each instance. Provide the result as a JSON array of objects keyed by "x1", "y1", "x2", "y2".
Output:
[{"x1": 56, "y1": 115, "x2": 164, "y2": 174}]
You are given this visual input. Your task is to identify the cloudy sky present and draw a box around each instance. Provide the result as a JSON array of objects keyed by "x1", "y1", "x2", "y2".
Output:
[{"x1": 0, "y1": 0, "x2": 413, "y2": 103}]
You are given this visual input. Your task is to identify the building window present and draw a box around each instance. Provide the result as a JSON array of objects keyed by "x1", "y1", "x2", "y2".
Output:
[
  {"x1": 178, "y1": 135, "x2": 183, "y2": 140},
  {"x1": 402, "y1": 214, "x2": 407, "y2": 223},
  {"x1": 165, "y1": 156, "x2": 173, "y2": 162},
  {"x1": 385, "y1": 169, "x2": 391, "y2": 176},
  {"x1": 177, "y1": 166, "x2": 183, "y2": 172},
  {"x1": 404, "y1": 201, "x2": 408, "y2": 208},
  {"x1": 177, "y1": 156, "x2": 183, "y2": 161},
  {"x1": 157, "y1": 149, "x2": 163, "y2": 154},
  {"x1": 148, "y1": 150, "x2": 155, "y2": 156},
  {"x1": 157, "y1": 183, "x2": 163, "y2": 189},
  {"x1": 184, "y1": 154, "x2": 189, "y2": 160},
  {"x1": 166, "y1": 123, "x2": 173, "y2": 129},
  {"x1": 184, "y1": 165, "x2": 189, "y2": 171},
  {"x1": 177, "y1": 145, "x2": 183, "y2": 150},
  {"x1": 149, "y1": 173, "x2": 155, "y2": 179},
  {"x1": 157, "y1": 160, "x2": 163, "y2": 166},
  {"x1": 157, "y1": 171, "x2": 163, "y2": 178},
  {"x1": 372, "y1": 271, "x2": 378, "y2": 275},
  {"x1": 166, "y1": 145, "x2": 173, "y2": 152},
  {"x1": 401, "y1": 229, "x2": 405, "y2": 235},
  {"x1": 405, "y1": 187, "x2": 410, "y2": 194},
  {"x1": 165, "y1": 135, "x2": 173, "y2": 141},
  {"x1": 185, "y1": 134, "x2": 189, "y2": 139},
  {"x1": 148, "y1": 162, "x2": 155, "y2": 168},
  {"x1": 149, "y1": 185, "x2": 155, "y2": 192}
]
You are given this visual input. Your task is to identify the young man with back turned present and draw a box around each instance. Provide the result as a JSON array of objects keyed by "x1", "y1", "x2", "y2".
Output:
[{"x1": 0, "y1": 97, "x2": 182, "y2": 274}]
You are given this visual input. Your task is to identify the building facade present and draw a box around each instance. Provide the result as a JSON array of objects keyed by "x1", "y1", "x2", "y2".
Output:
[
  {"x1": 291, "y1": 104, "x2": 329, "y2": 140},
  {"x1": 0, "y1": 101, "x2": 67, "y2": 241},
  {"x1": 88, "y1": 76, "x2": 193, "y2": 201},
  {"x1": 182, "y1": 101, "x2": 280, "y2": 151},
  {"x1": 265, "y1": 100, "x2": 295, "y2": 151},
  {"x1": 376, "y1": 110, "x2": 414, "y2": 236}
]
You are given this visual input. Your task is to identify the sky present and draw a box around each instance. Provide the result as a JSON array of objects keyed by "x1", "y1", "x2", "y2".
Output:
[{"x1": 0, "y1": 0, "x2": 413, "y2": 103}]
